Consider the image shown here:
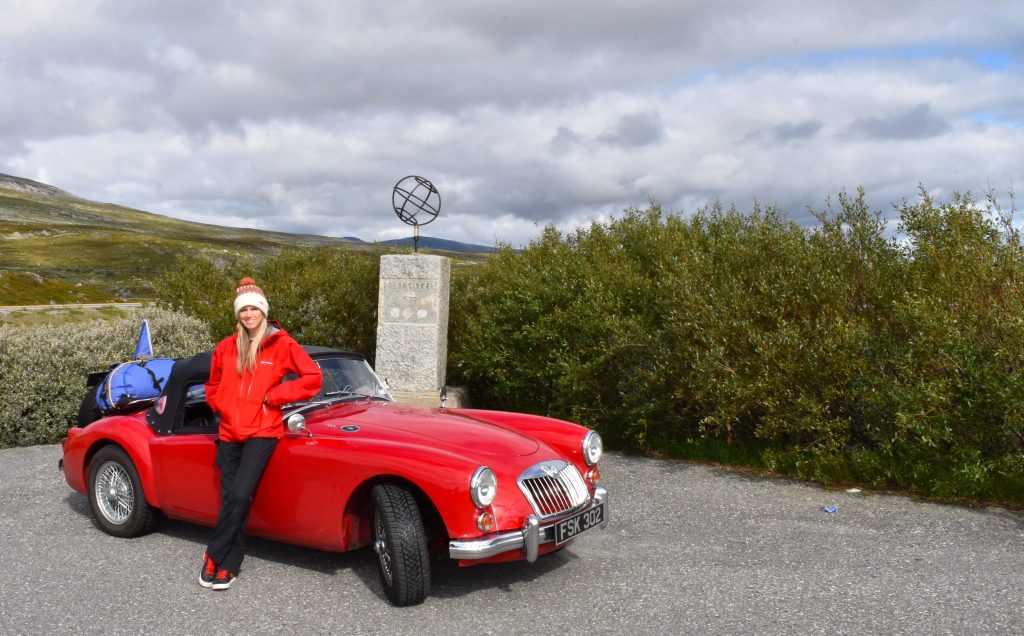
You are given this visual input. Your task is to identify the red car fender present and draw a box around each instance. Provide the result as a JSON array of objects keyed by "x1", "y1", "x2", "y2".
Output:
[
  {"x1": 335, "y1": 437, "x2": 485, "y2": 545},
  {"x1": 61, "y1": 428, "x2": 89, "y2": 493},
  {"x1": 61, "y1": 414, "x2": 163, "y2": 509}
]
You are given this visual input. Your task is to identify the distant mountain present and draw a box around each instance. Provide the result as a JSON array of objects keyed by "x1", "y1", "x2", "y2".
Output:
[
  {"x1": 0, "y1": 173, "x2": 76, "y2": 198},
  {"x1": 370, "y1": 236, "x2": 499, "y2": 253},
  {"x1": 339, "y1": 234, "x2": 499, "y2": 253},
  {"x1": 0, "y1": 173, "x2": 492, "y2": 304}
]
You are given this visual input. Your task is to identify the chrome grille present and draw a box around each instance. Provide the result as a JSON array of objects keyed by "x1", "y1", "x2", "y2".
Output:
[{"x1": 518, "y1": 460, "x2": 590, "y2": 519}]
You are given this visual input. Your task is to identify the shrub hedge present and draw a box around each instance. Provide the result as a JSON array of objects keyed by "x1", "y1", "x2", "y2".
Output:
[
  {"x1": 0, "y1": 308, "x2": 212, "y2": 447},
  {"x1": 449, "y1": 190, "x2": 1024, "y2": 504},
  {"x1": 153, "y1": 248, "x2": 380, "y2": 362}
]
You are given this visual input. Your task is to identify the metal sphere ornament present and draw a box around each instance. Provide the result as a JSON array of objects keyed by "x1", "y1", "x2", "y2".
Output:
[{"x1": 392, "y1": 175, "x2": 441, "y2": 252}]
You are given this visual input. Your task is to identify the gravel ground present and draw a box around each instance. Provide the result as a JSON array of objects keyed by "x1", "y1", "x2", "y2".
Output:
[{"x1": 1, "y1": 444, "x2": 1022, "y2": 635}]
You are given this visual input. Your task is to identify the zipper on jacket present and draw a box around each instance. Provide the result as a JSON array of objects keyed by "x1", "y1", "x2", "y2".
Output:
[{"x1": 246, "y1": 352, "x2": 261, "y2": 403}]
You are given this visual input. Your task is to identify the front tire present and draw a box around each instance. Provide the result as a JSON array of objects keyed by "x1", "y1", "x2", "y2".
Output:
[
  {"x1": 87, "y1": 446, "x2": 155, "y2": 537},
  {"x1": 371, "y1": 484, "x2": 430, "y2": 606}
]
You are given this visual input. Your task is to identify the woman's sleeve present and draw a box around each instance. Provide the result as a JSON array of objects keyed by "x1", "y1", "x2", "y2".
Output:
[
  {"x1": 265, "y1": 340, "x2": 322, "y2": 406},
  {"x1": 204, "y1": 342, "x2": 224, "y2": 413}
]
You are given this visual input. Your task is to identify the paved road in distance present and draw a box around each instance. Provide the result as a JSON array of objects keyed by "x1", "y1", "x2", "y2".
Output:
[
  {"x1": 1, "y1": 445, "x2": 1022, "y2": 634},
  {"x1": 0, "y1": 302, "x2": 142, "y2": 313}
]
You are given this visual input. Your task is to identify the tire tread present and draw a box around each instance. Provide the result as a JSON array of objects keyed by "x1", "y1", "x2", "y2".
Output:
[{"x1": 372, "y1": 483, "x2": 430, "y2": 606}]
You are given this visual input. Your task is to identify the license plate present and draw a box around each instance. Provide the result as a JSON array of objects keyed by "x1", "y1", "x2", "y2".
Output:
[{"x1": 554, "y1": 503, "x2": 604, "y2": 545}]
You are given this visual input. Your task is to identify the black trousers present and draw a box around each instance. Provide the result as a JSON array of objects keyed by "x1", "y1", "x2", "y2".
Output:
[{"x1": 206, "y1": 437, "x2": 279, "y2": 575}]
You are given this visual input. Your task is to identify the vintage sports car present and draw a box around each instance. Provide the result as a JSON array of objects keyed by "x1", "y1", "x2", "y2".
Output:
[{"x1": 60, "y1": 347, "x2": 608, "y2": 605}]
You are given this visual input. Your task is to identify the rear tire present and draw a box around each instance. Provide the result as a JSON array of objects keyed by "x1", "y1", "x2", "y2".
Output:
[
  {"x1": 371, "y1": 484, "x2": 430, "y2": 606},
  {"x1": 87, "y1": 446, "x2": 155, "y2": 537}
]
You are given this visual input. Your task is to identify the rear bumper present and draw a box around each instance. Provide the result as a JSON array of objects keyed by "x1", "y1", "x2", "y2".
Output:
[{"x1": 449, "y1": 486, "x2": 608, "y2": 562}]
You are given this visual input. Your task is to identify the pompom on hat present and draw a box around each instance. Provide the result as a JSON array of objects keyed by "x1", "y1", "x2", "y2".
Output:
[{"x1": 234, "y1": 277, "x2": 269, "y2": 318}]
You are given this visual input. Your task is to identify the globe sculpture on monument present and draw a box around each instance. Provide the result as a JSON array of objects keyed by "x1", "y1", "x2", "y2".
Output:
[
  {"x1": 392, "y1": 175, "x2": 441, "y2": 253},
  {"x1": 376, "y1": 176, "x2": 457, "y2": 407}
]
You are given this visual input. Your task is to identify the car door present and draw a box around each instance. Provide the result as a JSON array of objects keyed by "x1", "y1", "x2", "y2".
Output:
[
  {"x1": 149, "y1": 382, "x2": 337, "y2": 543},
  {"x1": 149, "y1": 382, "x2": 220, "y2": 524},
  {"x1": 241, "y1": 426, "x2": 348, "y2": 550}
]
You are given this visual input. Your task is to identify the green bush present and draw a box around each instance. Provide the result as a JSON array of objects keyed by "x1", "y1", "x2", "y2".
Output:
[
  {"x1": 153, "y1": 247, "x2": 381, "y2": 362},
  {"x1": 449, "y1": 190, "x2": 1024, "y2": 504},
  {"x1": 0, "y1": 308, "x2": 212, "y2": 447}
]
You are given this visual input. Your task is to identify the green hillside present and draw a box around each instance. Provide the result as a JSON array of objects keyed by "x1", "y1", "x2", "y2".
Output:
[{"x1": 0, "y1": 174, "x2": 382, "y2": 304}]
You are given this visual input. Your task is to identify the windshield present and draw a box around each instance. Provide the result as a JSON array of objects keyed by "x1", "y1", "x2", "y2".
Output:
[
  {"x1": 302, "y1": 356, "x2": 393, "y2": 403},
  {"x1": 179, "y1": 356, "x2": 391, "y2": 418}
]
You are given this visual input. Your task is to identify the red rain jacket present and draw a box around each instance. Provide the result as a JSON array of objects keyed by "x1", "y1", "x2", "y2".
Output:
[{"x1": 205, "y1": 325, "x2": 322, "y2": 442}]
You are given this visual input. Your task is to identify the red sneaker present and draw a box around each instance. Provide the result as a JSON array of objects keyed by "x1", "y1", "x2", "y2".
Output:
[
  {"x1": 199, "y1": 552, "x2": 217, "y2": 588},
  {"x1": 211, "y1": 568, "x2": 237, "y2": 591}
]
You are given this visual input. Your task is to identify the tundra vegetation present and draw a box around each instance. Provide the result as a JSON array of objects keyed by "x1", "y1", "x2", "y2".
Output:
[{"x1": 5, "y1": 189, "x2": 1023, "y2": 506}]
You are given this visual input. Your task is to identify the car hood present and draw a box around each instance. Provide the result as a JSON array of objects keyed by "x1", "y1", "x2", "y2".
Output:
[{"x1": 306, "y1": 401, "x2": 541, "y2": 457}]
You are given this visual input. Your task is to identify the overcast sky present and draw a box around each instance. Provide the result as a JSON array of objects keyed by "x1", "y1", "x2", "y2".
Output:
[{"x1": 3, "y1": 1, "x2": 1023, "y2": 247}]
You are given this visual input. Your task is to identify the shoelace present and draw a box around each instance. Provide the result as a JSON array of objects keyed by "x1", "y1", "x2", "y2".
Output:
[{"x1": 203, "y1": 555, "x2": 217, "y2": 576}]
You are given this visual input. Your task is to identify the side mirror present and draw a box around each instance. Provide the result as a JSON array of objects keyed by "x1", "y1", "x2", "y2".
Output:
[{"x1": 286, "y1": 413, "x2": 312, "y2": 437}]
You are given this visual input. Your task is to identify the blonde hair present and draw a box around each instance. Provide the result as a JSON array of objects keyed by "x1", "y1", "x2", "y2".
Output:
[{"x1": 235, "y1": 317, "x2": 268, "y2": 375}]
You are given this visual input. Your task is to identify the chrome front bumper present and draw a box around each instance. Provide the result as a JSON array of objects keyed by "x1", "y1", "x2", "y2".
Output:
[{"x1": 449, "y1": 486, "x2": 608, "y2": 562}]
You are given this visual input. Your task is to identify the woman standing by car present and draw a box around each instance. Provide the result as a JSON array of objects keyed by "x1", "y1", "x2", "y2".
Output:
[{"x1": 199, "y1": 277, "x2": 322, "y2": 590}]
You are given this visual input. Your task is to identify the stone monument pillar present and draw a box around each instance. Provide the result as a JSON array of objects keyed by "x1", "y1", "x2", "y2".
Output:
[{"x1": 375, "y1": 254, "x2": 454, "y2": 406}]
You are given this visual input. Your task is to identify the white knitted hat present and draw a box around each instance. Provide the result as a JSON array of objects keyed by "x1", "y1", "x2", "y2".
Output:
[{"x1": 233, "y1": 277, "x2": 269, "y2": 317}]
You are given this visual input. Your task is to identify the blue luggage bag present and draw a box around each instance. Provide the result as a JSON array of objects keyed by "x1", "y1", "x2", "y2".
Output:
[{"x1": 95, "y1": 357, "x2": 176, "y2": 412}]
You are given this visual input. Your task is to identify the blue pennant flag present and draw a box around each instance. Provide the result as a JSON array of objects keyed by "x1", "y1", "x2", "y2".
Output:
[{"x1": 134, "y1": 319, "x2": 153, "y2": 359}]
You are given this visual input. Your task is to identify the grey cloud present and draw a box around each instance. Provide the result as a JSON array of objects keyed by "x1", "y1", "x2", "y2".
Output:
[
  {"x1": 598, "y1": 112, "x2": 665, "y2": 148},
  {"x1": 549, "y1": 126, "x2": 584, "y2": 155},
  {"x1": 97, "y1": 0, "x2": 223, "y2": 26},
  {"x1": 847, "y1": 103, "x2": 952, "y2": 140},
  {"x1": 773, "y1": 120, "x2": 823, "y2": 141},
  {"x1": 0, "y1": 138, "x2": 28, "y2": 162},
  {"x1": 743, "y1": 119, "x2": 823, "y2": 145},
  {"x1": 466, "y1": 162, "x2": 629, "y2": 224}
]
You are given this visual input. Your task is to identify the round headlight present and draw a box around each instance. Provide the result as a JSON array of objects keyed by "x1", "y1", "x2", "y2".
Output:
[
  {"x1": 470, "y1": 466, "x2": 497, "y2": 508},
  {"x1": 582, "y1": 430, "x2": 603, "y2": 466}
]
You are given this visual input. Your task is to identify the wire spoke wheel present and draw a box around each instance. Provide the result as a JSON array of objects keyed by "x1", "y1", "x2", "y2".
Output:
[
  {"x1": 94, "y1": 460, "x2": 134, "y2": 525},
  {"x1": 87, "y1": 446, "x2": 155, "y2": 538}
]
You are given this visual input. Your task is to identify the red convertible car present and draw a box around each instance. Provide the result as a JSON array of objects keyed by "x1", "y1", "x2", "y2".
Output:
[{"x1": 60, "y1": 347, "x2": 608, "y2": 605}]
